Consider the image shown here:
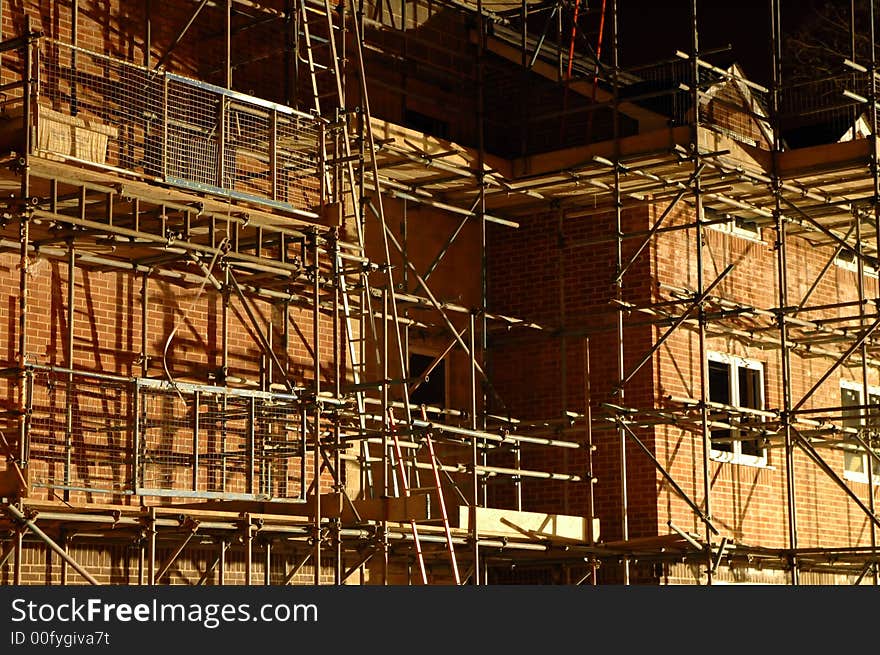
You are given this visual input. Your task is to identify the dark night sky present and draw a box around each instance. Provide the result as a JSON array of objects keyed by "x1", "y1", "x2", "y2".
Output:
[{"x1": 615, "y1": 0, "x2": 825, "y2": 86}]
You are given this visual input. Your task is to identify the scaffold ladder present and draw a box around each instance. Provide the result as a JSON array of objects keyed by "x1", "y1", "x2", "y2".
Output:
[{"x1": 300, "y1": 0, "x2": 378, "y2": 476}]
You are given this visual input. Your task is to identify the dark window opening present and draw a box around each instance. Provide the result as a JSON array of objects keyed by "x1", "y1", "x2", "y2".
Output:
[
  {"x1": 738, "y1": 366, "x2": 762, "y2": 456},
  {"x1": 705, "y1": 207, "x2": 761, "y2": 239},
  {"x1": 843, "y1": 387, "x2": 865, "y2": 475},
  {"x1": 708, "y1": 360, "x2": 732, "y2": 453},
  {"x1": 409, "y1": 353, "x2": 446, "y2": 409},
  {"x1": 836, "y1": 250, "x2": 879, "y2": 275},
  {"x1": 837, "y1": 250, "x2": 857, "y2": 265}
]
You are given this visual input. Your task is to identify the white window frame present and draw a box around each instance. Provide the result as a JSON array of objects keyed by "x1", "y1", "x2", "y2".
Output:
[
  {"x1": 704, "y1": 208, "x2": 763, "y2": 243},
  {"x1": 840, "y1": 379, "x2": 880, "y2": 484},
  {"x1": 707, "y1": 351, "x2": 768, "y2": 467}
]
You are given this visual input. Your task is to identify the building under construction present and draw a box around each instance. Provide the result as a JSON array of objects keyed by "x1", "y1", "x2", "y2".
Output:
[{"x1": 0, "y1": 0, "x2": 879, "y2": 585}]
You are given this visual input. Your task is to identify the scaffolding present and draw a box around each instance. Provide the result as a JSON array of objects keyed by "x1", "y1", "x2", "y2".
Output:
[{"x1": 1, "y1": 0, "x2": 880, "y2": 586}]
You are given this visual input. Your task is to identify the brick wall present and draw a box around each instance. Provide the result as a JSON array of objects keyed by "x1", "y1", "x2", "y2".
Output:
[
  {"x1": 0, "y1": 0, "x2": 442, "y2": 586},
  {"x1": 362, "y1": 6, "x2": 479, "y2": 146},
  {"x1": 487, "y1": 177, "x2": 880, "y2": 583},
  {"x1": 360, "y1": 195, "x2": 483, "y2": 503},
  {"x1": 0, "y1": 242, "x2": 341, "y2": 498},
  {"x1": 700, "y1": 75, "x2": 771, "y2": 149},
  {"x1": 1, "y1": 539, "x2": 337, "y2": 586},
  {"x1": 1, "y1": 0, "x2": 872, "y2": 588},
  {"x1": 1, "y1": 0, "x2": 223, "y2": 79},
  {"x1": 653, "y1": 201, "x2": 880, "y2": 554},
  {"x1": 487, "y1": 202, "x2": 658, "y2": 546}
]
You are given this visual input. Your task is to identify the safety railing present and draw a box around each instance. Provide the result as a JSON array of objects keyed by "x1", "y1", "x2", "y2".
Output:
[{"x1": 0, "y1": 37, "x2": 324, "y2": 213}]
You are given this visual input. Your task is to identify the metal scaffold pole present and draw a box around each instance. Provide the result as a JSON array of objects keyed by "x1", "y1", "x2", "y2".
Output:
[
  {"x1": 0, "y1": 0, "x2": 608, "y2": 585},
  {"x1": 470, "y1": 312, "x2": 480, "y2": 584},
  {"x1": 312, "y1": 231, "x2": 322, "y2": 585},
  {"x1": 18, "y1": 16, "x2": 33, "y2": 483},
  {"x1": 865, "y1": 0, "x2": 880, "y2": 585},
  {"x1": 854, "y1": 207, "x2": 877, "y2": 584},
  {"x1": 610, "y1": 0, "x2": 629, "y2": 586},
  {"x1": 558, "y1": 206, "x2": 569, "y2": 516},
  {"x1": 477, "y1": 0, "x2": 488, "y2": 582},
  {"x1": 770, "y1": 0, "x2": 799, "y2": 586},
  {"x1": 689, "y1": 0, "x2": 714, "y2": 587}
]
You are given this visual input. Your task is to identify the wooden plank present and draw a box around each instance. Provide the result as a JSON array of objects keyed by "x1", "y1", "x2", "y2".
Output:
[
  {"x1": 353, "y1": 493, "x2": 430, "y2": 522},
  {"x1": 512, "y1": 126, "x2": 692, "y2": 179},
  {"x1": 27, "y1": 158, "x2": 318, "y2": 229},
  {"x1": 455, "y1": 506, "x2": 599, "y2": 543},
  {"x1": 777, "y1": 138, "x2": 870, "y2": 179}
]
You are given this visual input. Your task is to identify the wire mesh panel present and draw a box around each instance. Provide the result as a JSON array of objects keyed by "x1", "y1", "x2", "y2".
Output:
[
  {"x1": 24, "y1": 371, "x2": 306, "y2": 501},
  {"x1": 163, "y1": 74, "x2": 323, "y2": 210},
  {"x1": 137, "y1": 381, "x2": 305, "y2": 500},
  {"x1": 166, "y1": 78, "x2": 224, "y2": 187},
  {"x1": 37, "y1": 40, "x2": 164, "y2": 174},
  {"x1": 619, "y1": 58, "x2": 694, "y2": 126},
  {"x1": 224, "y1": 100, "x2": 269, "y2": 197},
  {"x1": 35, "y1": 39, "x2": 321, "y2": 212},
  {"x1": 277, "y1": 112, "x2": 322, "y2": 207},
  {"x1": 27, "y1": 370, "x2": 133, "y2": 496},
  {"x1": 256, "y1": 398, "x2": 307, "y2": 499},
  {"x1": 138, "y1": 386, "x2": 196, "y2": 494},
  {"x1": 204, "y1": 394, "x2": 250, "y2": 496}
]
